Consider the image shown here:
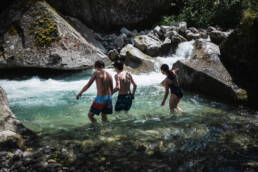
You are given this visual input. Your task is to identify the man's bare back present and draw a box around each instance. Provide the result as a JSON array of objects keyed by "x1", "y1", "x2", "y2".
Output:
[
  {"x1": 95, "y1": 70, "x2": 113, "y2": 96},
  {"x1": 115, "y1": 71, "x2": 132, "y2": 95}
]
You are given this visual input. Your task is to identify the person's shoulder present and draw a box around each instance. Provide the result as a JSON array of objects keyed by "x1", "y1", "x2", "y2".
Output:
[{"x1": 126, "y1": 72, "x2": 132, "y2": 78}]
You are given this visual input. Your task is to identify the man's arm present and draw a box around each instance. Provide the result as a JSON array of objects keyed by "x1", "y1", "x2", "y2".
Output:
[
  {"x1": 112, "y1": 74, "x2": 120, "y2": 94},
  {"x1": 76, "y1": 72, "x2": 96, "y2": 100},
  {"x1": 171, "y1": 68, "x2": 179, "y2": 74},
  {"x1": 110, "y1": 73, "x2": 114, "y2": 94},
  {"x1": 161, "y1": 80, "x2": 169, "y2": 106},
  {"x1": 129, "y1": 74, "x2": 137, "y2": 99}
]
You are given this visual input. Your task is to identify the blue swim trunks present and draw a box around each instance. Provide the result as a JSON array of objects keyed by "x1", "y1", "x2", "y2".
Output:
[
  {"x1": 115, "y1": 94, "x2": 133, "y2": 112},
  {"x1": 90, "y1": 95, "x2": 113, "y2": 115}
]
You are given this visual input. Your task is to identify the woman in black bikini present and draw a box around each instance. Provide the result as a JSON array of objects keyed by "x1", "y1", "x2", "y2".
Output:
[{"x1": 160, "y1": 64, "x2": 184, "y2": 113}]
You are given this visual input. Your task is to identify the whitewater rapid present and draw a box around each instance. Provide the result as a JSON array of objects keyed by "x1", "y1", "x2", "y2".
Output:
[{"x1": 0, "y1": 41, "x2": 194, "y2": 105}]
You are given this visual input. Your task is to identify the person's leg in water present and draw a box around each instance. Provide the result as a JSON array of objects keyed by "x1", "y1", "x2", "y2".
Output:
[
  {"x1": 169, "y1": 94, "x2": 177, "y2": 113},
  {"x1": 101, "y1": 113, "x2": 109, "y2": 123},
  {"x1": 88, "y1": 112, "x2": 97, "y2": 123},
  {"x1": 174, "y1": 97, "x2": 184, "y2": 113}
]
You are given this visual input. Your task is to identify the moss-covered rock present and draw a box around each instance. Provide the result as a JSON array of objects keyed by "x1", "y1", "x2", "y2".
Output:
[
  {"x1": 30, "y1": 12, "x2": 59, "y2": 47},
  {"x1": 0, "y1": 0, "x2": 109, "y2": 71}
]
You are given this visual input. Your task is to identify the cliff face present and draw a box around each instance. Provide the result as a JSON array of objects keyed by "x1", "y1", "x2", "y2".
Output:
[{"x1": 47, "y1": 0, "x2": 171, "y2": 31}]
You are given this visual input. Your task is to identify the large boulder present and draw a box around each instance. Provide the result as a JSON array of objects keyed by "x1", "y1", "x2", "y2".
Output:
[
  {"x1": 173, "y1": 40, "x2": 247, "y2": 104},
  {"x1": 0, "y1": 1, "x2": 109, "y2": 71},
  {"x1": 207, "y1": 26, "x2": 229, "y2": 45},
  {"x1": 220, "y1": 11, "x2": 258, "y2": 108},
  {"x1": 0, "y1": 87, "x2": 35, "y2": 149},
  {"x1": 47, "y1": 0, "x2": 171, "y2": 31},
  {"x1": 193, "y1": 39, "x2": 220, "y2": 60},
  {"x1": 134, "y1": 35, "x2": 163, "y2": 56},
  {"x1": 120, "y1": 44, "x2": 155, "y2": 73}
]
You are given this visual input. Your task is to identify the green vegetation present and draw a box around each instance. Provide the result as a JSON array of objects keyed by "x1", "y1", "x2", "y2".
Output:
[
  {"x1": 160, "y1": 0, "x2": 242, "y2": 29},
  {"x1": 241, "y1": 0, "x2": 258, "y2": 29},
  {"x1": 30, "y1": 11, "x2": 59, "y2": 47},
  {"x1": 0, "y1": 50, "x2": 3, "y2": 56}
]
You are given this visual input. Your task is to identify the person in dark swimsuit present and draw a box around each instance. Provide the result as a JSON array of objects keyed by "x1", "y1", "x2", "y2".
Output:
[
  {"x1": 113, "y1": 60, "x2": 137, "y2": 113},
  {"x1": 160, "y1": 64, "x2": 184, "y2": 113}
]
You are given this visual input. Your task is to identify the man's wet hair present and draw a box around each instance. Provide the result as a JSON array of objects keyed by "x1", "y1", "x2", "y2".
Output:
[
  {"x1": 113, "y1": 60, "x2": 124, "y2": 71},
  {"x1": 94, "y1": 60, "x2": 105, "y2": 68}
]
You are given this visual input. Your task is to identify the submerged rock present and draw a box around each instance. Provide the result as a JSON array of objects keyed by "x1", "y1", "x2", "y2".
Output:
[
  {"x1": 173, "y1": 40, "x2": 248, "y2": 104},
  {"x1": 0, "y1": 1, "x2": 110, "y2": 71},
  {"x1": 120, "y1": 44, "x2": 155, "y2": 73}
]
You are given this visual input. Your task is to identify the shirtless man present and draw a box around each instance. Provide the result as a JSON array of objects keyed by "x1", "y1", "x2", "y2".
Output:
[
  {"x1": 113, "y1": 60, "x2": 137, "y2": 112},
  {"x1": 76, "y1": 60, "x2": 113, "y2": 123}
]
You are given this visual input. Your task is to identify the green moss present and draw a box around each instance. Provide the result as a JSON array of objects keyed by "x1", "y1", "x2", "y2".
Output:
[
  {"x1": 236, "y1": 89, "x2": 248, "y2": 100},
  {"x1": 241, "y1": 9, "x2": 258, "y2": 29},
  {"x1": 30, "y1": 11, "x2": 59, "y2": 47},
  {"x1": 8, "y1": 24, "x2": 18, "y2": 35}
]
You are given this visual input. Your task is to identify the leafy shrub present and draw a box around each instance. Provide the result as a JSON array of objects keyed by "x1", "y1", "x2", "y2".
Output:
[{"x1": 160, "y1": 0, "x2": 243, "y2": 29}]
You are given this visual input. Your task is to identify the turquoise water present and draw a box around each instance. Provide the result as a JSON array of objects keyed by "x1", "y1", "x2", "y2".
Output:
[{"x1": 0, "y1": 41, "x2": 257, "y2": 170}]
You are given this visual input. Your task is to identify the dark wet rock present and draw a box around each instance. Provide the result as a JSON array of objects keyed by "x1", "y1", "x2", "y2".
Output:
[
  {"x1": 220, "y1": 14, "x2": 258, "y2": 108},
  {"x1": 0, "y1": 1, "x2": 110, "y2": 71},
  {"x1": 120, "y1": 44, "x2": 155, "y2": 73},
  {"x1": 173, "y1": 40, "x2": 248, "y2": 104},
  {"x1": 209, "y1": 30, "x2": 229, "y2": 45},
  {"x1": 108, "y1": 49, "x2": 120, "y2": 61},
  {"x1": 47, "y1": 0, "x2": 171, "y2": 31}
]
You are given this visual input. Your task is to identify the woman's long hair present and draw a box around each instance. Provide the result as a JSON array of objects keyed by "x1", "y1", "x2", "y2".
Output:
[{"x1": 160, "y1": 64, "x2": 175, "y2": 80}]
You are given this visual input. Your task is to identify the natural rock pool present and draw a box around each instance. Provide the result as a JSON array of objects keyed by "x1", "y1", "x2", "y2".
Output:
[{"x1": 1, "y1": 42, "x2": 257, "y2": 171}]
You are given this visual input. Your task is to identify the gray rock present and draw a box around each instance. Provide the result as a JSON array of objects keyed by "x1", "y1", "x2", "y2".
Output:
[
  {"x1": 186, "y1": 32, "x2": 201, "y2": 40},
  {"x1": 114, "y1": 34, "x2": 126, "y2": 48},
  {"x1": 209, "y1": 30, "x2": 228, "y2": 45},
  {"x1": 134, "y1": 35, "x2": 162, "y2": 56},
  {"x1": 0, "y1": 130, "x2": 24, "y2": 148},
  {"x1": 165, "y1": 31, "x2": 187, "y2": 48},
  {"x1": 188, "y1": 27, "x2": 199, "y2": 33},
  {"x1": 65, "y1": 16, "x2": 107, "y2": 53},
  {"x1": 120, "y1": 27, "x2": 132, "y2": 36},
  {"x1": 0, "y1": 87, "x2": 35, "y2": 150},
  {"x1": 0, "y1": 1, "x2": 110, "y2": 71},
  {"x1": 193, "y1": 39, "x2": 220, "y2": 61},
  {"x1": 120, "y1": 44, "x2": 155, "y2": 73},
  {"x1": 173, "y1": 57, "x2": 248, "y2": 103}
]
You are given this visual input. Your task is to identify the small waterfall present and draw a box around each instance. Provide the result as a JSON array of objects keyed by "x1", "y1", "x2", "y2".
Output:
[{"x1": 155, "y1": 40, "x2": 195, "y2": 72}]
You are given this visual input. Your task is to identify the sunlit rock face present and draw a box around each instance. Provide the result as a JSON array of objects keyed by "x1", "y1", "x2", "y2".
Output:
[
  {"x1": 47, "y1": 0, "x2": 171, "y2": 31},
  {"x1": 0, "y1": 87, "x2": 34, "y2": 149},
  {"x1": 173, "y1": 39, "x2": 248, "y2": 104},
  {"x1": 0, "y1": 1, "x2": 110, "y2": 71}
]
